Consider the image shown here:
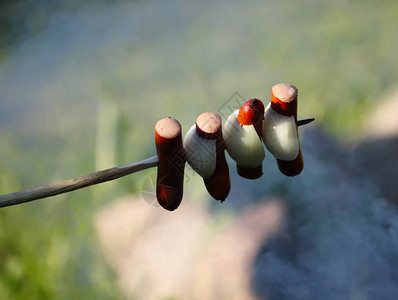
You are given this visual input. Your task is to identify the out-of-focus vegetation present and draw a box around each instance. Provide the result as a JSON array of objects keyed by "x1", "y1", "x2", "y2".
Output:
[
  {"x1": 0, "y1": 0, "x2": 397, "y2": 298},
  {"x1": 0, "y1": 0, "x2": 135, "y2": 58}
]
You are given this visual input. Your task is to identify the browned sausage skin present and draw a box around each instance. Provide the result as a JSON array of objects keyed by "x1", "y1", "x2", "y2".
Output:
[{"x1": 155, "y1": 117, "x2": 185, "y2": 211}]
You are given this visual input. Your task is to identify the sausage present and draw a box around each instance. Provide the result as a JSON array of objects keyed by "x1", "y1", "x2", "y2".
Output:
[
  {"x1": 184, "y1": 112, "x2": 230, "y2": 202},
  {"x1": 155, "y1": 117, "x2": 185, "y2": 211},
  {"x1": 262, "y1": 83, "x2": 304, "y2": 176},
  {"x1": 224, "y1": 99, "x2": 266, "y2": 179}
]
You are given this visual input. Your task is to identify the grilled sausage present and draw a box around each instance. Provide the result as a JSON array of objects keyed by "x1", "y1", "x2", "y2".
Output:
[
  {"x1": 262, "y1": 83, "x2": 304, "y2": 176},
  {"x1": 155, "y1": 117, "x2": 185, "y2": 210},
  {"x1": 184, "y1": 112, "x2": 231, "y2": 202},
  {"x1": 224, "y1": 99, "x2": 266, "y2": 179}
]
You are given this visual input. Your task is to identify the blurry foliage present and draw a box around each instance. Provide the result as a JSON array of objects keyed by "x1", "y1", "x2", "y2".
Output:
[
  {"x1": 0, "y1": 0, "x2": 397, "y2": 298},
  {"x1": 0, "y1": 129, "x2": 124, "y2": 298},
  {"x1": 0, "y1": 0, "x2": 141, "y2": 59}
]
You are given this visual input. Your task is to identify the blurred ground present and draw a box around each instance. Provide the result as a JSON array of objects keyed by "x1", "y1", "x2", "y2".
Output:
[
  {"x1": 352, "y1": 87, "x2": 398, "y2": 205},
  {"x1": 95, "y1": 89, "x2": 398, "y2": 299},
  {"x1": 95, "y1": 197, "x2": 284, "y2": 300}
]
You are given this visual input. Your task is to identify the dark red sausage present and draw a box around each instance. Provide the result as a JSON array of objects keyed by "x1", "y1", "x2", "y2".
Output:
[{"x1": 155, "y1": 117, "x2": 185, "y2": 211}]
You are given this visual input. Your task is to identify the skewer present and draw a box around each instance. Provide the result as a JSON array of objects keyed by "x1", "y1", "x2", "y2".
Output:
[
  {"x1": 0, "y1": 156, "x2": 159, "y2": 208},
  {"x1": 297, "y1": 118, "x2": 315, "y2": 127},
  {"x1": 0, "y1": 118, "x2": 314, "y2": 209}
]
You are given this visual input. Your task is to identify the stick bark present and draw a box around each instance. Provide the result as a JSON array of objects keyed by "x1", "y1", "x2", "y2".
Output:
[{"x1": 0, "y1": 156, "x2": 159, "y2": 208}]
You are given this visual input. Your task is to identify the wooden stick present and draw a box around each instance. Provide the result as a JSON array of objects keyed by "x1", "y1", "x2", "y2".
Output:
[
  {"x1": 297, "y1": 118, "x2": 315, "y2": 127},
  {"x1": 0, "y1": 156, "x2": 159, "y2": 208},
  {"x1": 0, "y1": 118, "x2": 313, "y2": 209}
]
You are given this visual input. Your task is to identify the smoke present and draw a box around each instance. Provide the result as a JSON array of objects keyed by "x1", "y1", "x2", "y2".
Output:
[
  {"x1": 245, "y1": 129, "x2": 398, "y2": 300},
  {"x1": 0, "y1": 0, "x2": 204, "y2": 184},
  {"x1": 1, "y1": 0, "x2": 397, "y2": 298},
  {"x1": 0, "y1": 0, "x2": 278, "y2": 187},
  {"x1": 0, "y1": 0, "x2": 146, "y2": 131},
  {"x1": 0, "y1": 0, "x2": 284, "y2": 137}
]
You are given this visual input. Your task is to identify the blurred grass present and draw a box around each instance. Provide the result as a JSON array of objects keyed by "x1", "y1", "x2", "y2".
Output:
[{"x1": 0, "y1": 0, "x2": 398, "y2": 298}]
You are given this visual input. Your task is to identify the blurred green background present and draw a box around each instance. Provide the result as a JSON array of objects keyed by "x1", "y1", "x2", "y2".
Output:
[{"x1": 0, "y1": 0, "x2": 398, "y2": 298}]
